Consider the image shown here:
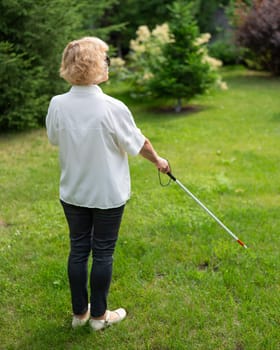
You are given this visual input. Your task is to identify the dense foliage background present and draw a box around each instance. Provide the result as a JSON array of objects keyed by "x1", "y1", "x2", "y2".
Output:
[
  {"x1": 0, "y1": 0, "x2": 279, "y2": 131},
  {"x1": 0, "y1": 0, "x2": 118, "y2": 130}
]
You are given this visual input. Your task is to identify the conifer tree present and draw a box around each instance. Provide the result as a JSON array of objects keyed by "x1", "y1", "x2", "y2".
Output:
[{"x1": 148, "y1": 1, "x2": 218, "y2": 112}]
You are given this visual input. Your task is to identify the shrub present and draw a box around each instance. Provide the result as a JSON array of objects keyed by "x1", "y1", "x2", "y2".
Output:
[
  {"x1": 0, "y1": 0, "x2": 119, "y2": 131},
  {"x1": 0, "y1": 42, "x2": 49, "y2": 130},
  {"x1": 128, "y1": 1, "x2": 225, "y2": 112},
  {"x1": 106, "y1": 57, "x2": 130, "y2": 83},
  {"x1": 208, "y1": 36, "x2": 243, "y2": 65},
  {"x1": 128, "y1": 24, "x2": 175, "y2": 95},
  {"x1": 0, "y1": 0, "x2": 81, "y2": 131},
  {"x1": 234, "y1": 0, "x2": 280, "y2": 75}
]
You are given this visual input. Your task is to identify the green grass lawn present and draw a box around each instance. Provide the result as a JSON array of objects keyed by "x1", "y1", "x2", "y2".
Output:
[{"x1": 0, "y1": 67, "x2": 279, "y2": 349}]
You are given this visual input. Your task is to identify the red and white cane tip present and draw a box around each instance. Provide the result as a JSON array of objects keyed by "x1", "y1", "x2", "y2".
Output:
[{"x1": 237, "y1": 239, "x2": 248, "y2": 249}]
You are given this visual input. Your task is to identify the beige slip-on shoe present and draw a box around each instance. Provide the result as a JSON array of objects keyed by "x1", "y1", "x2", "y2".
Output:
[
  {"x1": 72, "y1": 304, "x2": 91, "y2": 328},
  {"x1": 89, "y1": 308, "x2": 127, "y2": 331}
]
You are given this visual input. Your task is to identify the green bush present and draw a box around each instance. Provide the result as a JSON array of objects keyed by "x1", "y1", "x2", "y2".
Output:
[
  {"x1": 209, "y1": 38, "x2": 242, "y2": 65},
  {"x1": 0, "y1": 0, "x2": 81, "y2": 131},
  {"x1": 151, "y1": 1, "x2": 218, "y2": 110},
  {"x1": 0, "y1": 0, "x2": 118, "y2": 131},
  {"x1": 128, "y1": 1, "x2": 222, "y2": 111},
  {"x1": 0, "y1": 42, "x2": 49, "y2": 130}
]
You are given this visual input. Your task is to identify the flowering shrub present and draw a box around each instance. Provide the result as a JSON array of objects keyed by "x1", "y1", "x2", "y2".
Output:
[
  {"x1": 108, "y1": 57, "x2": 130, "y2": 82},
  {"x1": 128, "y1": 24, "x2": 174, "y2": 90},
  {"x1": 127, "y1": 1, "x2": 226, "y2": 109},
  {"x1": 195, "y1": 33, "x2": 223, "y2": 69},
  {"x1": 194, "y1": 33, "x2": 228, "y2": 91}
]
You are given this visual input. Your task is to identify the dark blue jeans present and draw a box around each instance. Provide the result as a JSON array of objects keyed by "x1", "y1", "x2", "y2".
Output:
[{"x1": 60, "y1": 200, "x2": 125, "y2": 317}]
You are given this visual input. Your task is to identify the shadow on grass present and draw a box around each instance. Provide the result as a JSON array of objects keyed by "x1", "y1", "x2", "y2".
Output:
[
  {"x1": 148, "y1": 103, "x2": 206, "y2": 116},
  {"x1": 103, "y1": 80, "x2": 214, "y2": 122},
  {"x1": 15, "y1": 321, "x2": 97, "y2": 350},
  {"x1": 135, "y1": 103, "x2": 215, "y2": 125},
  {"x1": 222, "y1": 68, "x2": 280, "y2": 87},
  {"x1": 270, "y1": 112, "x2": 280, "y2": 123}
]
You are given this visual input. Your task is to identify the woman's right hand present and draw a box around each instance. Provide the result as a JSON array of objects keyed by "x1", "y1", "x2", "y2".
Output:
[{"x1": 156, "y1": 157, "x2": 170, "y2": 174}]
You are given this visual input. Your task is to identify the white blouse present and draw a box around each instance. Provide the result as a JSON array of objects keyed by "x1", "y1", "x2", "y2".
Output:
[{"x1": 46, "y1": 85, "x2": 145, "y2": 209}]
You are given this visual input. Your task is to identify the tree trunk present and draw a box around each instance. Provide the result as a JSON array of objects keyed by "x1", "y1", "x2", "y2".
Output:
[{"x1": 175, "y1": 98, "x2": 182, "y2": 113}]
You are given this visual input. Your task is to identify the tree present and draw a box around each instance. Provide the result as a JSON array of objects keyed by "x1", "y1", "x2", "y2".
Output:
[
  {"x1": 0, "y1": 0, "x2": 79, "y2": 130},
  {"x1": 100, "y1": 0, "x2": 173, "y2": 56},
  {"x1": 128, "y1": 1, "x2": 222, "y2": 112},
  {"x1": 0, "y1": 0, "x2": 118, "y2": 131},
  {"x1": 101, "y1": 0, "x2": 232, "y2": 56},
  {"x1": 234, "y1": 0, "x2": 280, "y2": 75}
]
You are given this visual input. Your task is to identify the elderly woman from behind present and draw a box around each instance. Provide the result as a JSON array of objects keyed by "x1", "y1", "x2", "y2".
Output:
[{"x1": 46, "y1": 37, "x2": 170, "y2": 331}]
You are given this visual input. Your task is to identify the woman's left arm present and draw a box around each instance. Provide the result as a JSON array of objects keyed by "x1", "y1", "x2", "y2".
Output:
[{"x1": 139, "y1": 138, "x2": 170, "y2": 173}]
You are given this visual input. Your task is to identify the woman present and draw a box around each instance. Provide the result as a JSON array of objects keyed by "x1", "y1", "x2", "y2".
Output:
[{"x1": 46, "y1": 37, "x2": 170, "y2": 331}]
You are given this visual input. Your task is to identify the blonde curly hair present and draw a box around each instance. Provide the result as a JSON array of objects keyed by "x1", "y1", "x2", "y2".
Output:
[{"x1": 60, "y1": 37, "x2": 109, "y2": 85}]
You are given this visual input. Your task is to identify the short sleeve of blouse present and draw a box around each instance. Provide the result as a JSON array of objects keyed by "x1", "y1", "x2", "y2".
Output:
[
  {"x1": 46, "y1": 97, "x2": 59, "y2": 146},
  {"x1": 113, "y1": 103, "x2": 145, "y2": 156}
]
